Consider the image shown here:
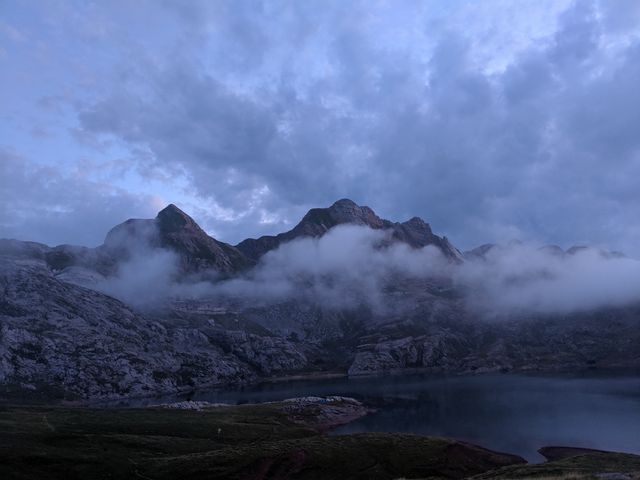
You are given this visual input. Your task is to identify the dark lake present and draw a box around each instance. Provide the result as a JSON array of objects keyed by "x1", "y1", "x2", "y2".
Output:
[{"x1": 117, "y1": 372, "x2": 640, "y2": 462}]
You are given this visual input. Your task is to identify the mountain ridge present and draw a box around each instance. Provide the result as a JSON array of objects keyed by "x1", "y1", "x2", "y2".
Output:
[
  {"x1": 2, "y1": 200, "x2": 640, "y2": 401},
  {"x1": 1, "y1": 199, "x2": 465, "y2": 278},
  {"x1": 237, "y1": 198, "x2": 463, "y2": 262}
]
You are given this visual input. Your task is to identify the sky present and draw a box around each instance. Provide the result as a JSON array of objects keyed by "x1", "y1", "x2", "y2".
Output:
[{"x1": 1, "y1": 0, "x2": 640, "y2": 253}]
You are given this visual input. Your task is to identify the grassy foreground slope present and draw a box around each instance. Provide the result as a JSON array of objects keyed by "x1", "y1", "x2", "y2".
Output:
[
  {"x1": 0, "y1": 400, "x2": 638, "y2": 480},
  {"x1": 0, "y1": 399, "x2": 522, "y2": 480},
  {"x1": 471, "y1": 449, "x2": 640, "y2": 479}
]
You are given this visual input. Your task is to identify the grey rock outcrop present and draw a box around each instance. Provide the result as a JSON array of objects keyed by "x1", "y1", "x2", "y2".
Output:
[
  {"x1": 207, "y1": 329, "x2": 308, "y2": 375},
  {"x1": 348, "y1": 330, "x2": 471, "y2": 376},
  {"x1": 0, "y1": 258, "x2": 308, "y2": 400},
  {"x1": 347, "y1": 305, "x2": 640, "y2": 376},
  {"x1": 0, "y1": 258, "x2": 252, "y2": 400}
]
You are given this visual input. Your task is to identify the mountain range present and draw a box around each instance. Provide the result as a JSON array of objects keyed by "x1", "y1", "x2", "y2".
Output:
[{"x1": 1, "y1": 199, "x2": 639, "y2": 402}]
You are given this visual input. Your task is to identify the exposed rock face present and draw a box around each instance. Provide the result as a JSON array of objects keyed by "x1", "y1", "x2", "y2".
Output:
[
  {"x1": 277, "y1": 396, "x2": 371, "y2": 431},
  {"x1": 237, "y1": 199, "x2": 463, "y2": 261},
  {"x1": 208, "y1": 330, "x2": 308, "y2": 375},
  {"x1": 0, "y1": 258, "x2": 307, "y2": 400},
  {"x1": 348, "y1": 331, "x2": 470, "y2": 376},
  {"x1": 104, "y1": 204, "x2": 252, "y2": 275},
  {"x1": 0, "y1": 258, "x2": 247, "y2": 400},
  {"x1": 241, "y1": 301, "x2": 352, "y2": 342},
  {"x1": 346, "y1": 305, "x2": 640, "y2": 376}
]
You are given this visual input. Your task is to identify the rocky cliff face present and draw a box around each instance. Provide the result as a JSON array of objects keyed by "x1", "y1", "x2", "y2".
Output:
[
  {"x1": 0, "y1": 257, "x2": 307, "y2": 401},
  {"x1": 104, "y1": 204, "x2": 253, "y2": 275},
  {"x1": 345, "y1": 304, "x2": 640, "y2": 376}
]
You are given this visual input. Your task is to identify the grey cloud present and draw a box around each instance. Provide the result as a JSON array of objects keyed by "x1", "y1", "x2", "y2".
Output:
[
  {"x1": 599, "y1": 0, "x2": 640, "y2": 33},
  {"x1": 550, "y1": 1, "x2": 600, "y2": 67},
  {"x1": 231, "y1": 237, "x2": 640, "y2": 315},
  {"x1": 4, "y1": 0, "x2": 640, "y2": 255},
  {"x1": 97, "y1": 248, "x2": 182, "y2": 308},
  {"x1": 92, "y1": 224, "x2": 450, "y2": 311},
  {"x1": 94, "y1": 223, "x2": 640, "y2": 317},
  {"x1": 0, "y1": 150, "x2": 158, "y2": 247},
  {"x1": 458, "y1": 244, "x2": 640, "y2": 315},
  {"x1": 211, "y1": 225, "x2": 449, "y2": 310}
]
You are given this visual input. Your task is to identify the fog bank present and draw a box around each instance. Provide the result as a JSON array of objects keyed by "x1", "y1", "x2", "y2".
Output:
[{"x1": 94, "y1": 224, "x2": 640, "y2": 316}]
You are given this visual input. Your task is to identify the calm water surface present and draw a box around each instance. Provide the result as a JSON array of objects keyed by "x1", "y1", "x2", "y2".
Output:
[{"x1": 119, "y1": 372, "x2": 640, "y2": 462}]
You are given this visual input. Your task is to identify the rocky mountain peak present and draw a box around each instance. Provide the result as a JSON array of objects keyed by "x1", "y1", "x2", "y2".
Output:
[
  {"x1": 325, "y1": 198, "x2": 385, "y2": 228},
  {"x1": 331, "y1": 198, "x2": 358, "y2": 208},
  {"x1": 104, "y1": 203, "x2": 201, "y2": 252},
  {"x1": 153, "y1": 204, "x2": 252, "y2": 274},
  {"x1": 392, "y1": 216, "x2": 462, "y2": 260},
  {"x1": 401, "y1": 216, "x2": 433, "y2": 233},
  {"x1": 156, "y1": 204, "x2": 197, "y2": 233},
  {"x1": 237, "y1": 199, "x2": 463, "y2": 262},
  {"x1": 102, "y1": 204, "x2": 251, "y2": 275},
  {"x1": 294, "y1": 198, "x2": 386, "y2": 233},
  {"x1": 25, "y1": 200, "x2": 463, "y2": 277}
]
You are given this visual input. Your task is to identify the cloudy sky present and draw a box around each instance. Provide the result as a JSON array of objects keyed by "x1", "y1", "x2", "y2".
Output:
[{"x1": 1, "y1": 0, "x2": 640, "y2": 254}]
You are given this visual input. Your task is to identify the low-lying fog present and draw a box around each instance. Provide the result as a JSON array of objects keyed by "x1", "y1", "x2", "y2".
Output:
[{"x1": 93, "y1": 224, "x2": 640, "y2": 316}]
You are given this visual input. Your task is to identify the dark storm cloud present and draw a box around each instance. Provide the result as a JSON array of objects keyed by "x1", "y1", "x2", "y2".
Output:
[
  {"x1": 71, "y1": 0, "x2": 640, "y2": 253},
  {"x1": 3, "y1": 1, "x2": 640, "y2": 252}
]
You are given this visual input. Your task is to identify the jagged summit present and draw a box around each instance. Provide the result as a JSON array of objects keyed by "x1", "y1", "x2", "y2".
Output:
[
  {"x1": 104, "y1": 204, "x2": 251, "y2": 275},
  {"x1": 403, "y1": 216, "x2": 429, "y2": 227},
  {"x1": 236, "y1": 199, "x2": 463, "y2": 262},
  {"x1": 104, "y1": 204, "x2": 201, "y2": 246},
  {"x1": 322, "y1": 198, "x2": 384, "y2": 226},
  {"x1": 332, "y1": 198, "x2": 358, "y2": 207},
  {"x1": 290, "y1": 198, "x2": 386, "y2": 236},
  {"x1": 3, "y1": 200, "x2": 463, "y2": 277},
  {"x1": 156, "y1": 203, "x2": 196, "y2": 233},
  {"x1": 155, "y1": 203, "x2": 213, "y2": 240}
]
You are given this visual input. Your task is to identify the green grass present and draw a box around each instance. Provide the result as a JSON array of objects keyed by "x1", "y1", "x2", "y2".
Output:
[
  {"x1": 0, "y1": 403, "x2": 524, "y2": 480},
  {"x1": 1, "y1": 404, "x2": 638, "y2": 480},
  {"x1": 471, "y1": 451, "x2": 640, "y2": 479}
]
